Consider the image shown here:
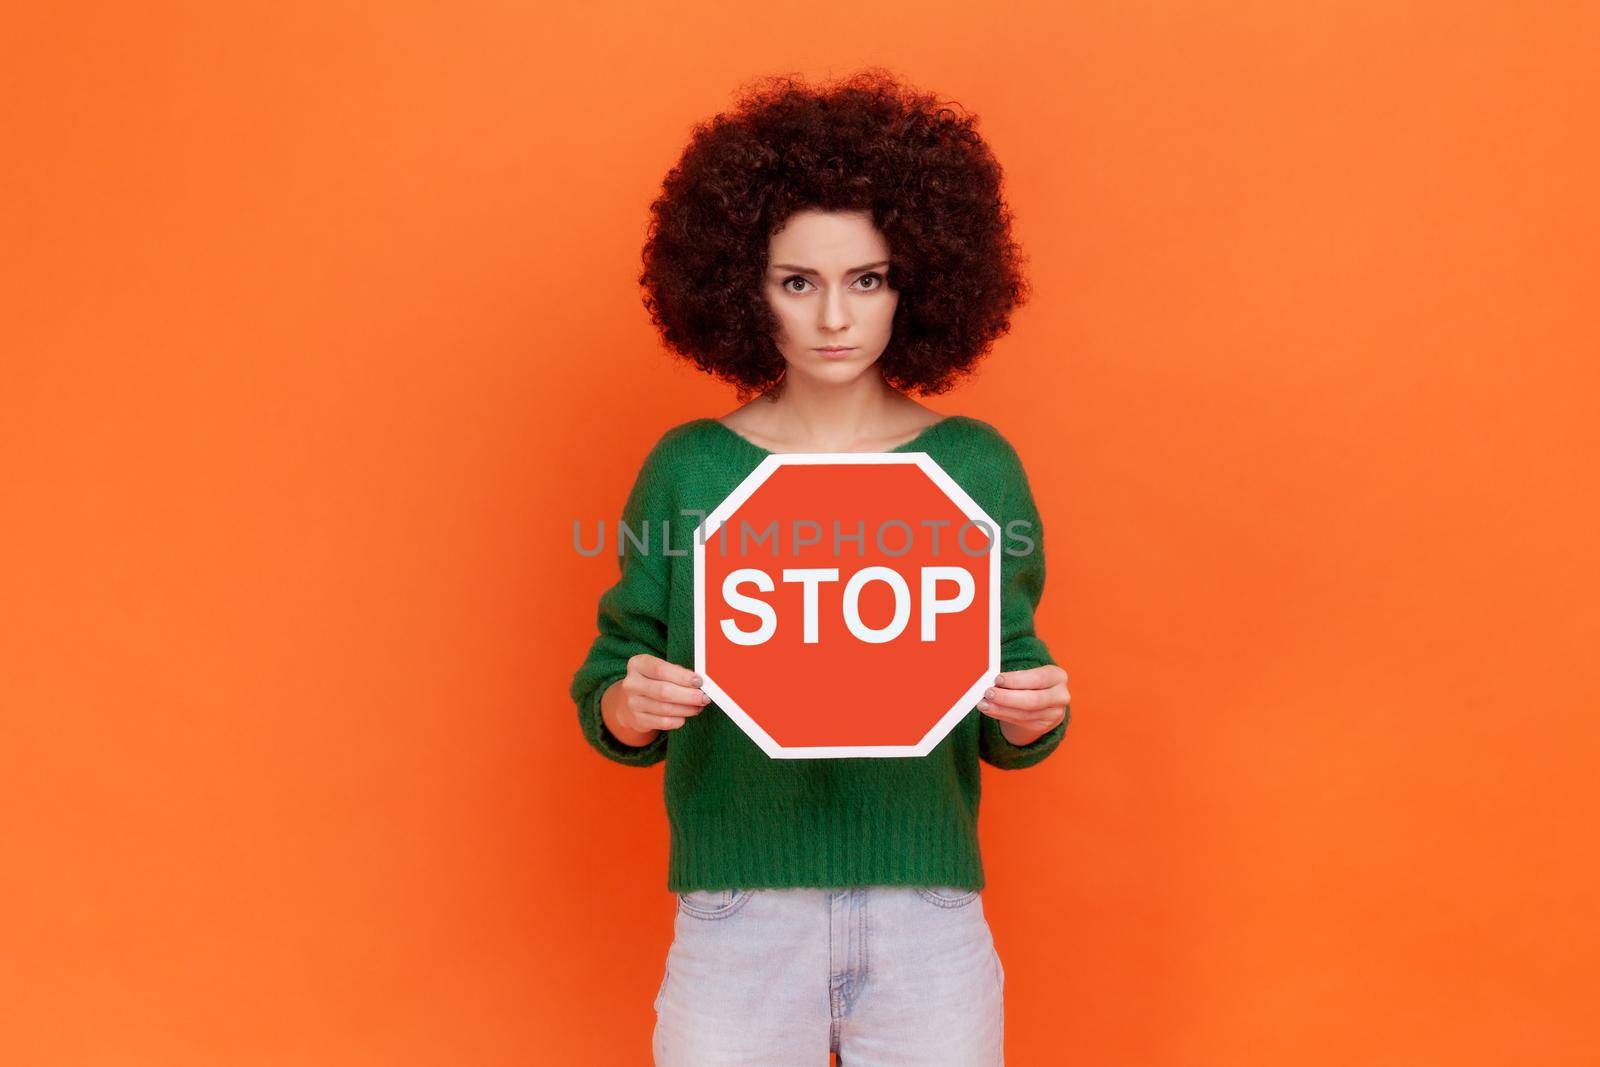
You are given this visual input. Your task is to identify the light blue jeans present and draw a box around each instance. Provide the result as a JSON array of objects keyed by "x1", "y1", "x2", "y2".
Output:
[{"x1": 652, "y1": 886, "x2": 1005, "y2": 1065}]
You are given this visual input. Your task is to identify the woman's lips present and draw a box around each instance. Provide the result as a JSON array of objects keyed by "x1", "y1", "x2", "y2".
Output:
[{"x1": 815, "y1": 346, "x2": 856, "y2": 359}]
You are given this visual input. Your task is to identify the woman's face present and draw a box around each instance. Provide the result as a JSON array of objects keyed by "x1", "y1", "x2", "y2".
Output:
[{"x1": 763, "y1": 208, "x2": 900, "y2": 384}]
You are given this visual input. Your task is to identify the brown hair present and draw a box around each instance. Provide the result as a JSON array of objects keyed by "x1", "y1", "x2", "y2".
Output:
[{"x1": 640, "y1": 67, "x2": 1032, "y2": 402}]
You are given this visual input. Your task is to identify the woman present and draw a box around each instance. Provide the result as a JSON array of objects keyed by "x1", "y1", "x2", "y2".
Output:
[{"x1": 569, "y1": 67, "x2": 1072, "y2": 1066}]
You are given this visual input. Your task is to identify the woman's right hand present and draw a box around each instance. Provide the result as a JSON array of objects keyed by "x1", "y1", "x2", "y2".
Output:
[{"x1": 610, "y1": 653, "x2": 711, "y2": 735}]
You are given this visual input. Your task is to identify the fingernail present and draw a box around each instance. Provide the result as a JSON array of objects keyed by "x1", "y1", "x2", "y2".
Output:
[{"x1": 691, "y1": 675, "x2": 704, "y2": 686}]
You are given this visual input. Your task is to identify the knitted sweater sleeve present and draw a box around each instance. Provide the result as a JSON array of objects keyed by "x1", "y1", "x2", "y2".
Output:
[
  {"x1": 569, "y1": 437, "x2": 675, "y2": 767},
  {"x1": 980, "y1": 434, "x2": 1069, "y2": 770}
]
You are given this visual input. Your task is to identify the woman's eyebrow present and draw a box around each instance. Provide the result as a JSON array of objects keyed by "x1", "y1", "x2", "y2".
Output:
[{"x1": 769, "y1": 260, "x2": 889, "y2": 276}]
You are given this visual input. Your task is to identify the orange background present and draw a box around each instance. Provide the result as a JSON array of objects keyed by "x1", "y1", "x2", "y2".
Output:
[{"x1": 3, "y1": 3, "x2": 1596, "y2": 1064}]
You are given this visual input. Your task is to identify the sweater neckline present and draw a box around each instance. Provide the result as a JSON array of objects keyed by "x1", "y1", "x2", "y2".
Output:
[{"x1": 698, "y1": 415, "x2": 958, "y2": 457}]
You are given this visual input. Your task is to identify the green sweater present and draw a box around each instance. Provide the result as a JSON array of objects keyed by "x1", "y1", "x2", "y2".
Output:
[{"x1": 569, "y1": 415, "x2": 1068, "y2": 893}]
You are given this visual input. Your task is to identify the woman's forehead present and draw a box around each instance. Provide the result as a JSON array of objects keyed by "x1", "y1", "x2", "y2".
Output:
[{"x1": 768, "y1": 211, "x2": 889, "y2": 260}]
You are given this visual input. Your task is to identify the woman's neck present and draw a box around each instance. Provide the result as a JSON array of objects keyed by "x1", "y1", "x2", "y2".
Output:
[{"x1": 723, "y1": 376, "x2": 940, "y2": 453}]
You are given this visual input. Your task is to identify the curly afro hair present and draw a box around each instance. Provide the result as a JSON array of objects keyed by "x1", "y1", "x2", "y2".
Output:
[{"x1": 639, "y1": 67, "x2": 1031, "y2": 402}]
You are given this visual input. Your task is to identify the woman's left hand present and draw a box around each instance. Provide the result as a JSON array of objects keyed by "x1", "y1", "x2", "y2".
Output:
[{"x1": 977, "y1": 664, "x2": 1070, "y2": 746}]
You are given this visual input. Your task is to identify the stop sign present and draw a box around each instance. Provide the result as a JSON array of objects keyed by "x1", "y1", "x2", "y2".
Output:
[{"x1": 694, "y1": 452, "x2": 999, "y2": 759}]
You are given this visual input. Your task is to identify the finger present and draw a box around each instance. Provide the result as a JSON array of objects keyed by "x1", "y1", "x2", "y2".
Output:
[
  {"x1": 635, "y1": 653, "x2": 703, "y2": 689},
  {"x1": 638, "y1": 710, "x2": 688, "y2": 730},
  {"x1": 976, "y1": 700, "x2": 1029, "y2": 723},
  {"x1": 641, "y1": 696, "x2": 703, "y2": 719},
  {"x1": 983, "y1": 701, "x2": 1063, "y2": 733},
  {"x1": 984, "y1": 684, "x2": 1058, "y2": 711},
  {"x1": 993, "y1": 665, "x2": 1064, "y2": 690},
  {"x1": 650, "y1": 677, "x2": 710, "y2": 707}
]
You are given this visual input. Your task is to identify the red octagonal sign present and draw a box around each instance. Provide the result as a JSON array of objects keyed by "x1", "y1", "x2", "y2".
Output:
[{"x1": 694, "y1": 452, "x2": 999, "y2": 759}]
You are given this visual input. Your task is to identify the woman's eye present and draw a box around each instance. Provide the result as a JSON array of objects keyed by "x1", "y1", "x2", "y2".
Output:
[{"x1": 779, "y1": 273, "x2": 884, "y2": 293}]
